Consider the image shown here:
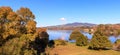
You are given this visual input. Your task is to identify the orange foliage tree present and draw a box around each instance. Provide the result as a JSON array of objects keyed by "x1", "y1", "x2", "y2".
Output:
[{"x1": 0, "y1": 7, "x2": 36, "y2": 46}]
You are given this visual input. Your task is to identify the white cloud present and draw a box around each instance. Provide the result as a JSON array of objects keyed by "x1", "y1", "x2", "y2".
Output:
[{"x1": 60, "y1": 18, "x2": 66, "y2": 21}]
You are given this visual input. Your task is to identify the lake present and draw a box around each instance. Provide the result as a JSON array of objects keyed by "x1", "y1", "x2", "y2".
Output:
[{"x1": 47, "y1": 30, "x2": 120, "y2": 43}]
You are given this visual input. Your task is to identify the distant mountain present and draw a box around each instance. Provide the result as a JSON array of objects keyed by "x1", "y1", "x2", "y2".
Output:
[
  {"x1": 46, "y1": 22, "x2": 97, "y2": 30},
  {"x1": 63, "y1": 22, "x2": 96, "y2": 27}
]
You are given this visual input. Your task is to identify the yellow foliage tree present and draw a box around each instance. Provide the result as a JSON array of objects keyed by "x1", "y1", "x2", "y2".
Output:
[{"x1": 26, "y1": 20, "x2": 36, "y2": 34}]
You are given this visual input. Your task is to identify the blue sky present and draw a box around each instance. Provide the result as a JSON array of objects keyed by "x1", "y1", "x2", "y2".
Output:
[{"x1": 0, "y1": 0, "x2": 120, "y2": 27}]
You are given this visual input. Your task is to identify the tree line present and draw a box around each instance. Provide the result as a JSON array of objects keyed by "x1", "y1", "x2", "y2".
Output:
[{"x1": 69, "y1": 28, "x2": 120, "y2": 50}]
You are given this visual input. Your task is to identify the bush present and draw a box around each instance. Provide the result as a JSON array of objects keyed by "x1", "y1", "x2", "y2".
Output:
[
  {"x1": 54, "y1": 39, "x2": 67, "y2": 46},
  {"x1": 48, "y1": 40, "x2": 55, "y2": 48},
  {"x1": 116, "y1": 44, "x2": 120, "y2": 51},
  {"x1": 89, "y1": 30, "x2": 112, "y2": 50},
  {"x1": 115, "y1": 39, "x2": 120, "y2": 45},
  {"x1": 114, "y1": 39, "x2": 120, "y2": 51}
]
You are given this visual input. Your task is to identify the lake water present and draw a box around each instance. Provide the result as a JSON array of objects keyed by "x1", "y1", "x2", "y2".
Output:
[{"x1": 47, "y1": 30, "x2": 120, "y2": 43}]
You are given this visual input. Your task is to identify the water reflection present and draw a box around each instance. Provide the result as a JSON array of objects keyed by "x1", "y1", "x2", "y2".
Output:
[
  {"x1": 47, "y1": 30, "x2": 119, "y2": 43},
  {"x1": 47, "y1": 30, "x2": 71, "y2": 41},
  {"x1": 109, "y1": 36, "x2": 117, "y2": 43}
]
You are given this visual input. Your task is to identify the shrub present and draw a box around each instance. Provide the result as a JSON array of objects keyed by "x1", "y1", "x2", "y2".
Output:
[
  {"x1": 114, "y1": 39, "x2": 120, "y2": 51},
  {"x1": 48, "y1": 40, "x2": 55, "y2": 48},
  {"x1": 54, "y1": 39, "x2": 67, "y2": 46},
  {"x1": 115, "y1": 39, "x2": 120, "y2": 45}
]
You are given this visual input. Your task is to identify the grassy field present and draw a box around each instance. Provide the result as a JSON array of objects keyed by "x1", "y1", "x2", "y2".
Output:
[{"x1": 47, "y1": 43, "x2": 120, "y2": 55}]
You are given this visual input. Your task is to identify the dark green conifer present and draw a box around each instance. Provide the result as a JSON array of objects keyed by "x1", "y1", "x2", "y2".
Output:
[
  {"x1": 69, "y1": 30, "x2": 88, "y2": 46},
  {"x1": 89, "y1": 30, "x2": 112, "y2": 50}
]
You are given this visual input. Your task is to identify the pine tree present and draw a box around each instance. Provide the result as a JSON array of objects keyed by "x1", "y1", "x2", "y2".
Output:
[
  {"x1": 69, "y1": 30, "x2": 88, "y2": 46},
  {"x1": 89, "y1": 30, "x2": 112, "y2": 50},
  {"x1": 76, "y1": 35, "x2": 88, "y2": 46},
  {"x1": 69, "y1": 30, "x2": 82, "y2": 40}
]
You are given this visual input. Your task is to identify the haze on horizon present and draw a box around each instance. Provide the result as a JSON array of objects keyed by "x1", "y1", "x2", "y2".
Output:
[{"x1": 0, "y1": 0, "x2": 120, "y2": 27}]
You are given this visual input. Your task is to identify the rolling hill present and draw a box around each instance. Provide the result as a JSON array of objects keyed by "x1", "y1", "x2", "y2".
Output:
[{"x1": 46, "y1": 22, "x2": 96, "y2": 30}]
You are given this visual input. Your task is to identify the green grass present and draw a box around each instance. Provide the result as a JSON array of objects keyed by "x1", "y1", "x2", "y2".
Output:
[{"x1": 47, "y1": 42, "x2": 120, "y2": 55}]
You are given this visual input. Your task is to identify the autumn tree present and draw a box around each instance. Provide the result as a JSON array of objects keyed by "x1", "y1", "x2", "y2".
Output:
[
  {"x1": 0, "y1": 7, "x2": 21, "y2": 45},
  {"x1": 0, "y1": 7, "x2": 37, "y2": 46},
  {"x1": 26, "y1": 20, "x2": 36, "y2": 34},
  {"x1": 17, "y1": 7, "x2": 36, "y2": 34},
  {"x1": 0, "y1": 6, "x2": 49, "y2": 55}
]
